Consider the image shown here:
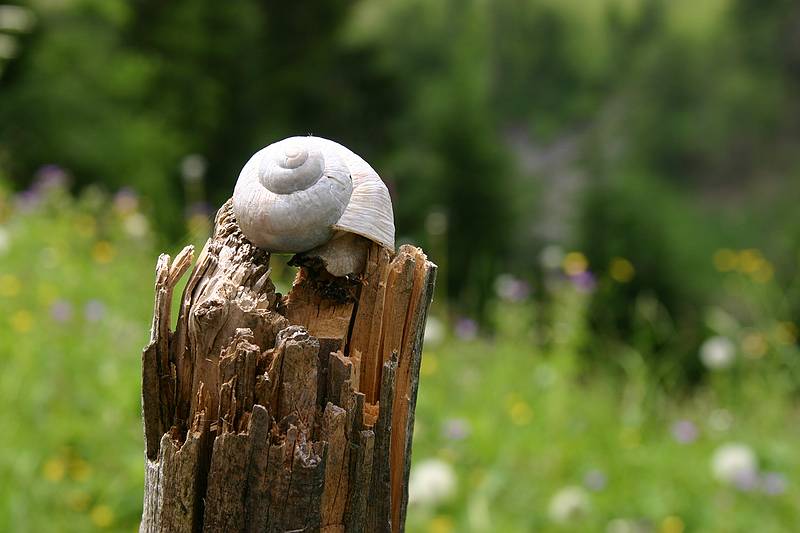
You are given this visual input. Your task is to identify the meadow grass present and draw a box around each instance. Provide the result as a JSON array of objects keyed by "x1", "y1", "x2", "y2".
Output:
[{"x1": 1, "y1": 187, "x2": 798, "y2": 532}]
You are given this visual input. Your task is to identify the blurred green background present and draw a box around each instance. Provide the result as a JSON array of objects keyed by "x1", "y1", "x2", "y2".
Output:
[{"x1": 2, "y1": 0, "x2": 800, "y2": 531}]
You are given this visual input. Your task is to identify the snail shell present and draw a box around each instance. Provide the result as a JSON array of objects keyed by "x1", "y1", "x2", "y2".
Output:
[{"x1": 232, "y1": 136, "x2": 395, "y2": 254}]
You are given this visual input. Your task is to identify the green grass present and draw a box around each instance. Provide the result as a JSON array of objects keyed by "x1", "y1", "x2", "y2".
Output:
[{"x1": 1, "y1": 186, "x2": 799, "y2": 532}]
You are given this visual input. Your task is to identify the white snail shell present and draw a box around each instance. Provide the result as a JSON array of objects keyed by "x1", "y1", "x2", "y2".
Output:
[{"x1": 232, "y1": 136, "x2": 395, "y2": 254}]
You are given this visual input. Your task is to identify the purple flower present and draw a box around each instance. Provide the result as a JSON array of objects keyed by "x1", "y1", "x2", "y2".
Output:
[
  {"x1": 671, "y1": 420, "x2": 699, "y2": 444},
  {"x1": 33, "y1": 165, "x2": 69, "y2": 192},
  {"x1": 454, "y1": 318, "x2": 478, "y2": 341},
  {"x1": 113, "y1": 187, "x2": 139, "y2": 214},
  {"x1": 84, "y1": 300, "x2": 106, "y2": 322},
  {"x1": 733, "y1": 469, "x2": 760, "y2": 492},
  {"x1": 583, "y1": 469, "x2": 607, "y2": 491},
  {"x1": 761, "y1": 472, "x2": 788, "y2": 495},
  {"x1": 442, "y1": 418, "x2": 470, "y2": 441},
  {"x1": 186, "y1": 202, "x2": 213, "y2": 218},
  {"x1": 14, "y1": 189, "x2": 40, "y2": 212},
  {"x1": 494, "y1": 274, "x2": 531, "y2": 303},
  {"x1": 570, "y1": 271, "x2": 596, "y2": 293},
  {"x1": 50, "y1": 299, "x2": 73, "y2": 323}
]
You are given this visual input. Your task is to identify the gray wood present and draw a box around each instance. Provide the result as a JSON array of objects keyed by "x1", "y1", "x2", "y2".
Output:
[{"x1": 140, "y1": 200, "x2": 436, "y2": 532}]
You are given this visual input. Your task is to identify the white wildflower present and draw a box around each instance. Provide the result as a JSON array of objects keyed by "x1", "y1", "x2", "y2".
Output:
[
  {"x1": 711, "y1": 442, "x2": 758, "y2": 485},
  {"x1": 408, "y1": 459, "x2": 456, "y2": 506},
  {"x1": 548, "y1": 485, "x2": 590, "y2": 524},
  {"x1": 124, "y1": 213, "x2": 149, "y2": 238},
  {"x1": 0, "y1": 227, "x2": 9, "y2": 254},
  {"x1": 700, "y1": 336, "x2": 736, "y2": 369},
  {"x1": 424, "y1": 316, "x2": 444, "y2": 346}
]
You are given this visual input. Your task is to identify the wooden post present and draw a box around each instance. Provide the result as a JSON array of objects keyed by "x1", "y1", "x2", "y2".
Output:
[{"x1": 140, "y1": 200, "x2": 436, "y2": 532}]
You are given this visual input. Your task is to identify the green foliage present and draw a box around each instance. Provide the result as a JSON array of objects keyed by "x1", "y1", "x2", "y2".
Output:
[{"x1": 1, "y1": 188, "x2": 799, "y2": 530}]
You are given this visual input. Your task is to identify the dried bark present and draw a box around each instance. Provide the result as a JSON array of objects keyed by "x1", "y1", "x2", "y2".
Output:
[{"x1": 140, "y1": 200, "x2": 436, "y2": 533}]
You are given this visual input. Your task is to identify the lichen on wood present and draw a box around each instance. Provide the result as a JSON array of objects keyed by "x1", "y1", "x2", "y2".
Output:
[{"x1": 140, "y1": 200, "x2": 436, "y2": 532}]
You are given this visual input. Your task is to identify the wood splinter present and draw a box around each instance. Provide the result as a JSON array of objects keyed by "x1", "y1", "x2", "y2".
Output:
[{"x1": 140, "y1": 200, "x2": 436, "y2": 532}]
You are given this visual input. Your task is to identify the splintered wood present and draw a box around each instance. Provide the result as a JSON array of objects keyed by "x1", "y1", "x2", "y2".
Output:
[{"x1": 140, "y1": 200, "x2": 436, "y2": 533}]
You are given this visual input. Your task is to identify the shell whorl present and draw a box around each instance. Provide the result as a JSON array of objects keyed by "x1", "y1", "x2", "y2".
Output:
[{"x1": 232, "y1": 136, "x2": 395, "y2": 254}]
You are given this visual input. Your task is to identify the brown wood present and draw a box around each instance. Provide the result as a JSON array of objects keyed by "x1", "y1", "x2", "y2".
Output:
[{"x1": 140, "y1": 200, "x2": 436, "y2": 532}]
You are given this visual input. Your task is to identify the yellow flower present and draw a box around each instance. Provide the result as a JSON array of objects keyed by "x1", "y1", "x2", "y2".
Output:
[
  {"x1": 10, "y1": 310, "x2": 33, "y2": 332},
  {"x1": 429, "y1": 516, "x2": 454, "y2": 533},
  {"x1": 422, "y1": 355, "x2": 438, "y2": 377},
  {"x1": 741, "y1": 332, "x2": 768, "y2": 359},
  {"x1": 737, "y1": 249, "x2": 763, "y2": 274},
  {"x1": 660, "y1": 515, "x2": 685, "y2": 533},
  {"x1": 751, "y1": 260, "x2": 774, "y2": 284},
  {"x1": 563, "y1": 252, "x2": 588, "y2": 276},
  {"x1": 92, "y1": 241, "x2": 115, "y2": 264},
  {"x1": 0, "y1": 274, "x2": 21, "y2": 297},
  {"x1": 66, "y1": 490, "x2": 90, "y2": 511},
  {"x1": 713, "y1": 249, "x2": 738, "y2": 272},
  {"x1": 90, "y1": 504, "x2": 114, "y2": 528},
  {"x1": 509, "y1": 401, "x2": 532, "y2": 426},
  {"x1": 775, "y1": 322, "x2": 798, "y2": 345},
  {"x1": 70, "y1": 458, "x2": 92, "y2": 482},
  {"x1": 42, "y1": 458, "x2": 66, "y2": 482},
  {"x1": 74, "y1": 214, "x2": 96, "y2": 238},
  {"x1": 610, "y1": 257, "x2": 635, "y2": 283}
]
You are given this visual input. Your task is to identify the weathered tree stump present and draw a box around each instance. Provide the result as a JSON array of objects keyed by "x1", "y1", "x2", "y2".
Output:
[{"x1": 140, "y1": 200, "x2": 436, "y2": 532}]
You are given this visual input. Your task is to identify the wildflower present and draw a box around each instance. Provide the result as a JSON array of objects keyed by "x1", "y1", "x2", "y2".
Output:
[
  {"x1": 713, "y1": 249, "x2": 738, "y2": 272},
  {"x1": 50, "y1": 299, "x2": 73, "y2": 323},
  {"x1": 69, "y1": 458, "x2": 92, "y2": 482},
  {"x1": 0, "y1": 5, "x2": 36, "y2": 33},
  {"x1": 424, "y1": 316, "x2": 444, "y2": 346},
  {"x1": 494, "y1": 274, "x2": 530, "y2": 303},
  {"x1": 0, "y1": 273, "x2": 21, "y2": 297},
  {"x1": 606, "y1": 518, "x2": 651, "y2": 533},
  {"x1": 89, "y1": 504, "x2": 114, "y2": 528},
  {"x1": 660, "y1": 515, "x2": 685, "y2": 533},
  {"x1": 84, "y1": 300, "x2": 106, "y2": 322},
  {"x1": 454, "y1": 318, "x2": 477, "y2": 341},
  {"x1": 775, "y1": 322, "x2": 797, "y2": 345},
  {"x1": 442, "y1": 418, "x2": 470, "y2": 441},
  {"x1": 429, "y1": 516, "x2": 454, "y2": 533},
  {"x1": 583, "y1": 469, "x2": 607, "y2": 491},
  {"x1": 671, "y1": 420, "x2": 699, "y2": 444},
  {"x1": 113, "y1": 187, "x2": 139, "y2": 214},
  {"x1": 181, "y1": 154, "x2": 207, "y2": 183},
  {"x1": 548, "y1": 485, "x2": 590, "y2": 524},
  {"x1": 408, "y1": 459, "x2": 456, "y2": 506},
  {"x1": 33, "y1": 164, "x2": 68, "y2": 192},
  {"x1": 0, "y1": 227, "x2": 9, "y2": 254},
  {"x1": 708, "y1": 409, "x2": 733, "y2": 433},
  {"x1": 425, "y1": 210, "x2": 447, "y2": 236},
  {"x1": 14, "y1": 189, "x2": 40, "y2": 212},
  {"x1": 741, "y1": 332, "x2": 767, "y2": 359},
  {"x1": 10, "y1": 310, "x2": 33, "y2": 332},
  {"x1": 124, "y1": 213, "x2": 149, "y2": 238},
  {"x1": 421, "y1": 355, "x2": 438, "y2": 377},
  {"x1": 610, "y1": 257, "x2": 635, "y2": 283},
  {"x1": 540, "y1": 244, "x2": 564, "y2": 270},
  {"x1": 570, "y1": 271, "x2": 596, "y2": 293},
  {"x1": 92, "y1": 241, "x2": 115, "y2": 264},
  {"x1": 0, "y1": 34, "x2": 18, "y2": 59},
  {"x1": 761, "y1": 471, "x2": 788, "y2": 495},
  {"x1": 42, "y1": 457, "x2": 66, "y2": 482},
  {"x1": 711, "y1": 443, "x2": 757, "y2": 487},
  {"x1": 699, "y1": 336, "x2": 736, "y2": 370},
  {"x1": 563, "y1": 252, "x2": 588, "y2": 276},
  {"x1": 509, "y1": 401, "x2": 532, "y2": 426},
  {"x1": 73, "y1": 214, "x2": 96, "y2": 238}
]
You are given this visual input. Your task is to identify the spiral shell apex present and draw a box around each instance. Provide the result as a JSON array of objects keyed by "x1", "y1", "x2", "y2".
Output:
[{"x1": 232, "y1": 136, "x2": 395, "y2": 254}]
